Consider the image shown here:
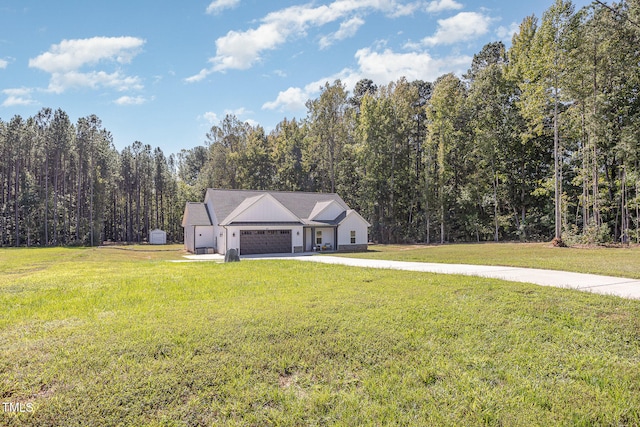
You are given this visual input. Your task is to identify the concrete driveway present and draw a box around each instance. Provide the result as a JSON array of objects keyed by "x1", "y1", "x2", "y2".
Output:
[
  {"x1": 179, "y1": 252, "x2": 640, "y2": 300},
  {"x1": 263, "y1": 255, "x2": 640, "y2": 300}
]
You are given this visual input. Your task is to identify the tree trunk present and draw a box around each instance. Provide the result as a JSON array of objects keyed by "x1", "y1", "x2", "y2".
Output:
[{"x1": 554, "y1": 79, "x2": 562, "y2": 241}]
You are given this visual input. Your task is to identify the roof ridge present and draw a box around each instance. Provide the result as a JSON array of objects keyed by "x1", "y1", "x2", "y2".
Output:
[{"x1": 207, "y1": 188, "x2": 339, "y2": 196}]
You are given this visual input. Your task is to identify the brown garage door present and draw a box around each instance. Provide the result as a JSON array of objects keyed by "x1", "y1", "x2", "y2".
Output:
[{"x1": 240, "y1": 230, "x2": 291, "y2": 255}]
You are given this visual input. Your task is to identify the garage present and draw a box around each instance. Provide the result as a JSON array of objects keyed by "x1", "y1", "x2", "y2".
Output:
[{"x1": 240, "y1": 230, "x2": 292, "y2": 255}]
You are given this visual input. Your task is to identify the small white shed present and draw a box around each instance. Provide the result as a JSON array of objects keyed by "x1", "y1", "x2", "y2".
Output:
[{"x1": 149, "y1": 229, "x2": 167, "y2": 245}]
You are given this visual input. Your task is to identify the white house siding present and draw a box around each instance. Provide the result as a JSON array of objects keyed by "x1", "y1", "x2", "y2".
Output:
[
  {"x1": 314, "y1": 227, "x2": 335, "y2": 250},
  {"x1": 214, "y1": 225, "x2": 225, "y2": 255},
  {"x1": 292, "y1": 226, "x2": 303, "y2": 252},
  {"x1": 226, "y1": 227, "x2": 240, "y2": 253},
  {"x1": 194, "y1": 226, "x2": 215, "y2": 252},
  {"x1": 225, "y1": 225, "x2": 303, "y2": 254},
  {"x1": 305, "y1": 228, "x2": 313, "y2": 251},
  {"x1": 313, "y1": 201, "x2": 344, "y2": 221},
  {"x1": 183, "y1": 189, "x2": 370, "y2": 255},
  {"x1": 232, "y1": 198, "x2": 298, "y2": 223},
  {"x1": 338, "y1": 213, "x2": 369, "y2": 251},
  {"x1": 184, "y1": 226, "x2": 195, "y2": 252}
]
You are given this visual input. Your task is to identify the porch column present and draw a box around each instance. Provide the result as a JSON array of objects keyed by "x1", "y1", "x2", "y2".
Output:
[{"x1": 312, "y1": 227, "x2": 316, "y2": 251}]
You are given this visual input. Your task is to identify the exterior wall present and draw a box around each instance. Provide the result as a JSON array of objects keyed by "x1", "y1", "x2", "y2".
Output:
[
  {"x1": 337, "y1": 213, "x2": 369, "y2": 250},
  {"x1": 314, "y1": 227, "x2": 335, "y2": 250},
  {"x1": 194, "y1": 226, "x2": 215, "y2": 251},
  {"x1": 226, "y1": 227, "x2": 240, "y2": 253},
  {"x1": 214, "y1": 225, "x2": 225, "y2": 255},
  {"x1": 292, "y1": 226, "x2": 303, "y2": 251},
  {"x1": 223, "y1": 225, "x2": 303, "y2": 254},
  {"x1": 184, "y1": 226, "x2": 195, "y2": 252},
  {"x1": 233, "y1": 198, "x2": 298, "y2": 223},
  {"x1": 314, "y1": 201, "x2": 344, "y2": 221},
  {"x1": 304, "y1": 228, "x2": 313, "y2": 251}
]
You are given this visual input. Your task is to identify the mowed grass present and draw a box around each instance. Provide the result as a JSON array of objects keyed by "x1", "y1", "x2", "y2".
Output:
[
  {"x1": 336, "y1": 242, "x2": 640, "y2": 279},
  {"x1": 1, "y1": 247, "x2": 640, "y2": 425}
]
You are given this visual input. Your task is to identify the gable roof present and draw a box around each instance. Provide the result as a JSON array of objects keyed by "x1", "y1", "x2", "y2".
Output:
[
  {"x1": 343, "y1": 209, "x2": 372, "y2": 227},
  {"x1": 220, "y1": 193, "x2": 301, "y2": 225},
  {"x1": 181, "y1": 202, "x2": 212, "y2": 227},
  {"x1": 308, "y1": 200, "x2": 339, "y2": 221},
  {"x1": 204, "y1": 189, "x2": 351, "y2": 226},
  {"x1": 221, "y1": 194, "x2": 263, "y2": 224}
]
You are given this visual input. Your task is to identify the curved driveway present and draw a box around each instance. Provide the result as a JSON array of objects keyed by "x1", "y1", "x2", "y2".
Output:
[
  {"x1": 281, "y1": 255, "x2": 640, "y2": 300},
  {"x1": 182, "y1": 252, "x2": 640, "y2": 299}
]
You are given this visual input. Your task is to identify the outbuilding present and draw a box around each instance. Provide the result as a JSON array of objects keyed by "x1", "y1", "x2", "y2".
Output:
[
  {"x1": 149, "y1": 229, "x2": 167, "y2": 245},
  {"x1": 181, "y1": 189, "x2": 370, "y2": 255}
]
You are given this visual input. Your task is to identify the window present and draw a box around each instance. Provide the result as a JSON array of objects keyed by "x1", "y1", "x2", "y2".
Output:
[
  {"x1": 350, "y1": 230, "x2": 356, "y2": 244},
  {"x1": 316, "y1": 230, "x2": 322, "y2": 245}
]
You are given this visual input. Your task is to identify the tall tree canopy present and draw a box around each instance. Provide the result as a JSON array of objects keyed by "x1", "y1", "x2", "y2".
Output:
[{"x1": 2, "y1": 0, "x2": 639, "y2": 247}]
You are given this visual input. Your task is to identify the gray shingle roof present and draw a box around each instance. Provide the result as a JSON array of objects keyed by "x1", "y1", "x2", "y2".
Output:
[
  {"x1": 204, "y1": 189, "x2": 350, "y2": 225},
  {"x1": 181, "y1": 202, "x2": 212, "y2": 226}
]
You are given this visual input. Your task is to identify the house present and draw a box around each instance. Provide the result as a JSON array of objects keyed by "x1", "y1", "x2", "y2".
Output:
[
  {"x1": 149, "y1": 229, "x2": 167, "y2": 245},
  {"x1": 182, "y1": 189, "x2": 370, "y2": 255}
]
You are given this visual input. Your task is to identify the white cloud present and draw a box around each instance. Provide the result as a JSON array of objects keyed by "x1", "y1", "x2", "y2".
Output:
[
  {"x1": 224, "y1": 107, "x2": 253, "y2": 117},
  {"x1": 0, "y1": 59, "x2": 8, "y2": 69},
  {"x1": 263, "y1": 47, "x2": 472, "y2": 112},
  {"x1": 201, "y1": 112, "x2": 219, "y2": 124},
  {"x1": 262, "y1": 87, "x2": 308, "y2": 111},
  {"x1": 496, "y1": 22, "x2": 520, "y2": 42},
  {"x1": 185, "y1": 68, "x2": 211, "y2": 83},
  {"x1": 114, "y1": 95, "x2": 147, "y2": 105},
  {"x1": 199, "y1": 108, "x2": 253, "y2": 125},
  {"x1": 425, "y1": 0, "x2": 463, "y2": 13},
  {"x1": 29, "y1": 36, "x2": 144, "y2": 73},
  {"x1": 319, "y1": 16, "x2": 365, "y2": 49},
  {"x1": 2, "y1": 88, "x2": 36, "y2": 107},
  {"x1": 187, "y1": 0, "x2": 421, "y2": 80},
  {"x1": 389, "y1": 2, "x2": 422, "y2": 17},
  {"x1": 47, "y1": 71, "x2": 143, "y2": 94},
  {"x1": 206, "y1": 0, "x2": 240, "y2": 15},
  {"x1": 422, "y1": 12, "x2": 493, "y2": 46},
  {"x1": 355, "y1": 47, "x2": 470, "y2": 82},
  {"x1": 28, "y1": 36, "x2": 145, "y2": 93}
]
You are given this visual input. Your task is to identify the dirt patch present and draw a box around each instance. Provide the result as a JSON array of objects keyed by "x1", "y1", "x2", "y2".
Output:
[
  {"x1": 278, "y1": 373, "x2": 307, "y2": 399},
  {"x1": 278, "y1": 373, "x2": 297, "y2": 389}
]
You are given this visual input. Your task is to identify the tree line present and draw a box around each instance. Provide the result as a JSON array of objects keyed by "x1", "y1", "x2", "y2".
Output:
[
  {"x1": 0, "y1": 109, "x2": 186, "y2": 246},
  {"x1": 2, "y1": 0, "x2": 639, "y2": 247}
]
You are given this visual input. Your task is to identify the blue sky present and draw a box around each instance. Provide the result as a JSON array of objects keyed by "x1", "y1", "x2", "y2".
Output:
[{"x1": 1, "y1": 0, "x2": 593, "y2": 155}]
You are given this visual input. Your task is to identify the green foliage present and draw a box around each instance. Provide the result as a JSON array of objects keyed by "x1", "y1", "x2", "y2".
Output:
[
  {"x1": 2, "y1": 1, "x2": 640, "y2": 247},
  {"x1": 1, "y1": 247, "x2": 640, "y2": 425},
  {"x1": 563, "y1": 223, "x2": 613, "y2": 246}
]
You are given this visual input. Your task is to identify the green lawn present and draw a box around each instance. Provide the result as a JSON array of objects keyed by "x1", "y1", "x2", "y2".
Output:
[
  {"x1": 335, "y1": 242, "x2": 640, "y2": 279},
  {"x1": 1, "y1": 246, "x2": 639, "y2": 425}
]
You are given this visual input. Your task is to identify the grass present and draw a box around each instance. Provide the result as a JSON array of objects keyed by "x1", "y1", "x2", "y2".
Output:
[
  {"x1": 335, "y1": 242, "x2": 640, "y2": 279},
  {"x1": 1, "y1": 246, "x2": 640, "y2": 425}
]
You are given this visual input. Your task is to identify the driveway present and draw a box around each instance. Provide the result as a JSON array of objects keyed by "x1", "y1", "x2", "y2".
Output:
[
  {"x1": 179, "y1": 252, "x2": 640, "y2": 299},
  {"x1": 260, "y1": 254, "x2": 640, "y2": 300}
]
